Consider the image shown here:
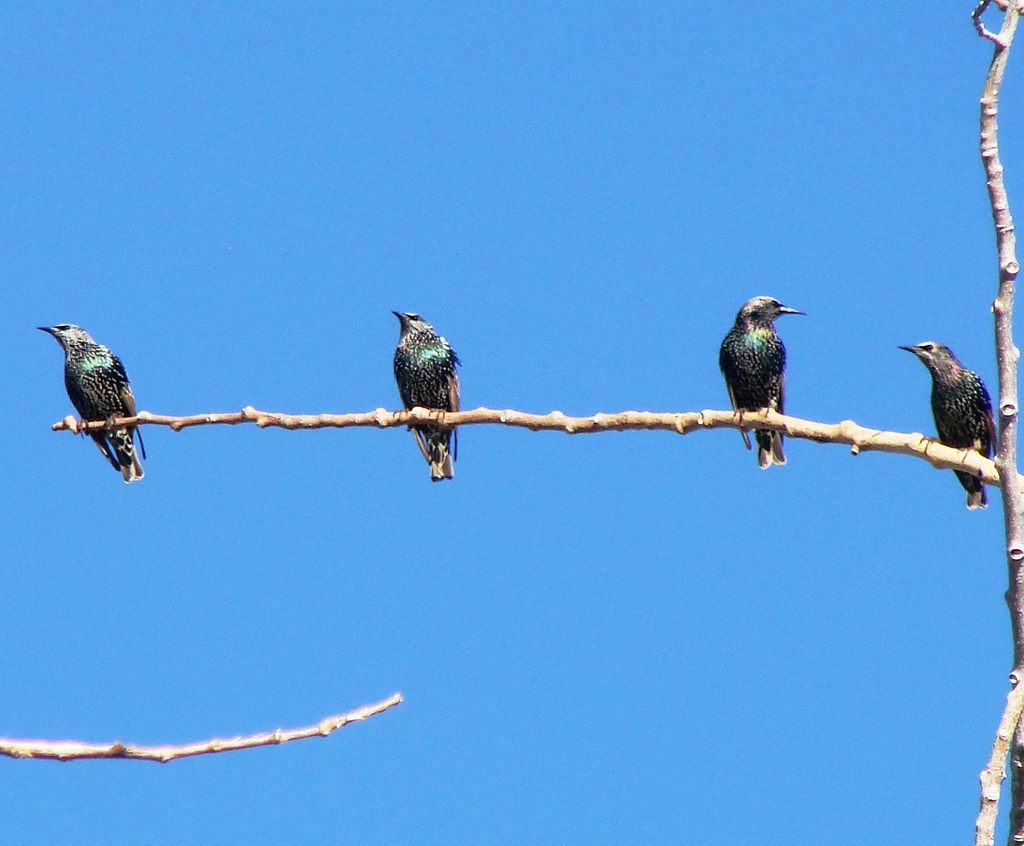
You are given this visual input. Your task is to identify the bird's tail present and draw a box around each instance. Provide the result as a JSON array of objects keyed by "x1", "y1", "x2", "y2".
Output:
[
  {"x1": 756, "y1": 429, "x2": 786, "y2": 470},
  {"x1": 429, "y1": 450, "x2": 455, "y2": 482},
  {"x1": 112, "y1": 428, "x2": 144, "y2": 484},
  {"x1": 412, "y1": 427, "x2": 456, "y2": 482},
  {"x1": 426, "y1": 428, "x2": 455, "y2": 482},
  {"x1": 956, "y1": 470, "x2": 987, "y2": 510}
]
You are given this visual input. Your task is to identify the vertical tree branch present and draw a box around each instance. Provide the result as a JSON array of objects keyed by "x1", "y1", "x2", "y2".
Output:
[{"x1": 973, "y1": 3, "x2": 1024, "y2": 845}]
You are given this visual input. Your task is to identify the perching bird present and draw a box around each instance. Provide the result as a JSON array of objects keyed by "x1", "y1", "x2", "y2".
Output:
[
  {"x1": 719, "y1": 295, "x2": 804, "y2": 469},
  {"x1": 39, "y1": 324, "x2": 146, "y2": 483},
  {"x1": 900, "y1": 341, "x2": 994, "y2": 509},
  {"x1": 392, "y1": 311, "x2": 460, "y2": 481}
]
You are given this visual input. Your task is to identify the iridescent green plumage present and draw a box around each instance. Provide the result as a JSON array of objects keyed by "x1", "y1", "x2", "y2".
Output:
[
  {"x1": 39, "y1": 324, "x2": 146, "y2": 483},
  {"x1": 719, "y1": 296, "x2": 804, "y2": 469},
  {"x1": 901, "y1": 341, "x2": 994, "y2": 509},
  {"x1": 392, "y1": 311, "x2": 460, "y2": 481}
]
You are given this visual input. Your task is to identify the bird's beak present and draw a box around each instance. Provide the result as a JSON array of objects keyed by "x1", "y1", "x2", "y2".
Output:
[
  {"x1": 898, "y1": 345, "x2": 918, "y2": 354},
  {"x1": 778, "y1": 306, "x2": 805, "y2": 316},
  {"x1": 391, "y1": 310, "x2": 406, "y2": 321},
  {"x1": 37, "y1": 326, "x2": 55, "y2": 335}
]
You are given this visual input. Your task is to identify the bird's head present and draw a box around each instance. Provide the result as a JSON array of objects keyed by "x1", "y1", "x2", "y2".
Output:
[
  {"x1": 392, "y1": 311, "x2": 435, "y2": 337},
  {"x1": 899, "y1": 340, "x2": 960, "y2": 373},
  {"x1": 736, "y1": 296, "x2": 804, "y2": 326},
  {"x1": 37, "y1": 324, "x2": 95, "y2": 350}
]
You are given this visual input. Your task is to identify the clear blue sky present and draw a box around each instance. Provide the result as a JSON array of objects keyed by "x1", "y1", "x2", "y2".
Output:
[{"x1": 4, "y1": 4, "x2": 1013, "y2": 844}]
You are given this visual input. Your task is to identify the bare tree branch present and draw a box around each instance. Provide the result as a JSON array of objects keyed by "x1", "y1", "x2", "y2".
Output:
[
  {"x1": 0, "y1": 692, "x2": 402, "y2": 763},
  {"x1": 973, "y1": 1, "x2": 1024, "y2": 844},
  {"x1": 50, "y1": 405, "x2": 1013, "y2": 491},
  {"x1": 981, "y1": 677, "x2": 1024, "y2": 845}
]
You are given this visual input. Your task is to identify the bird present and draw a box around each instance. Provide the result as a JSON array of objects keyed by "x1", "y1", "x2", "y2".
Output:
[
  {"x1": 38, "y1": 324, "x2": 146, "y2": 483},
  {"x1": 900, "y1": 340, "x2": 994, "y2": 509},
  {"x1": 392, "y1": 311, "x2": 460, "y2": 481},
  {"x1": 719, "y1": 295, "x2": 804, "y2": 469}
]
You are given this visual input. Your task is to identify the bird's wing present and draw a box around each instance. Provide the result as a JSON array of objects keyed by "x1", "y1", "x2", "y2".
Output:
[
  {"x1": 724, "y1": 378, "x2": 738, "y2": 411},
  {"x1": 90, "y1": 434, "x2": 122, "y2": 471},
  {"x1": 725, "y1": 379, "x2": 751, "y2": 450},
  {"x1": 110, "y1": 354, "x2": 131, "y2": 383},
  {"x1": 983, "y1": 402, "x2": 996, "y2": 459},
  {"x1": 116, "y1": 369, "x2": 146, "y2": 459},
  {"x1": 448, "y1": 370, "x2": 460, "y2": 461},
  {"x1": 448, "y1": 370, "x2": 460, "y2": 413},
  {"x1": 777, "y1": 372, "x2": 786, "y2": 415},
  {"x1": 974, "y1": 373, "x2": 996, "y2": 459},
  {"x1": 120, "y1": 382, "x2": 138, "y2": 417},
  {"x1": 410, "y1": 428, "x2": 433, "y2": 463}
]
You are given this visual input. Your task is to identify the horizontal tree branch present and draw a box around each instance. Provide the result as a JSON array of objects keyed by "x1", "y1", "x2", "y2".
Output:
[
  {"x1": 0, "y1": 692, "x2": 402, "y2": 763},
  {"x1": 51, "y1": 405, "x2": 1008, "y2": 489}
]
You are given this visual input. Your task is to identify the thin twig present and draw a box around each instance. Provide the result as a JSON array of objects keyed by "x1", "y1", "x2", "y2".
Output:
[
  {"x1": 973, "y1": 1, "x2": 1024, "y2": 844},
  {"x1": 0, "y1": 692, "x2": 402, "y2": 763},
  {"x1": 50, "y1": 405, "x2": 1013, "y2": 490},
  {"x1": 976, "y1": 0, "x2": 1012, "y2": 46}
]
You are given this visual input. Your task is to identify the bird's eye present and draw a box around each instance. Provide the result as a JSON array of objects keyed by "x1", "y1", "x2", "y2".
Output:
[
  {"x1": 922, "y1": 344, "x2": 934, "y2": 352},
  {"x1": 55, "y1": 324, "x2": 70, "y2": 331}
]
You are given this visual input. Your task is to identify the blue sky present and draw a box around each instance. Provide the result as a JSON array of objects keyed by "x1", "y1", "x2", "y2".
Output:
[{"x1": 3, "y1": 3, "x2": 1014, "y2": 844}]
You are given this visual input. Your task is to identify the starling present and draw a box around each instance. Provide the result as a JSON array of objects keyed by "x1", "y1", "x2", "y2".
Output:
[
  {"x1": 392, "y1": 311, "x2": 460, "y2": 481},
  {"x1": 900, "y1": 341, "x2": 994, "y2": 509},
  {"x1": 719, "y1": 295, "x2": 804, "y2": 469},
  {"x1": 38, "y1": 324, "x2": 146, "y2": 483}
]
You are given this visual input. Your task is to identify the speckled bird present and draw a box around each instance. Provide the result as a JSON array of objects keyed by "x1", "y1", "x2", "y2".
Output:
[
  {"x1": 392, "y1": 311, "x2": 460, "y2": 481},
  {"x1": 900, "y1": 341, "x2": 994, "y2": 509},
  {"x1": 39, "y1": 324, "x2": 146, "y2": 483},
  {"x1": 719, "y1": 295, "x2": 804, "y2": 469}
]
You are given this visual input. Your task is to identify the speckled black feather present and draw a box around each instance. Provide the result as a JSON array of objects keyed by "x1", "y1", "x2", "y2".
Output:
[
  {"x1": 902, "y1": 341, "x2": 994, "y2": 509},
  {"x1": 39, "y1": 324, "x2": 146, "y2": 483},
  {"x1": 392, "y1": 312, "x2": 460, "y2": 481},
  {"x1": 719, "y1": 296, "x2": 803, "y2": 469}
]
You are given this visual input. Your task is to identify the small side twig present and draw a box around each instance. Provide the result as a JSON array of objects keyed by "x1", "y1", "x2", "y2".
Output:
[
  {"x1": 0, "y1": 692, "x2": 402, "y2": 763},
  {"x1": 975, "y1": 0, "x2": 1011, "y2": 46}
]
